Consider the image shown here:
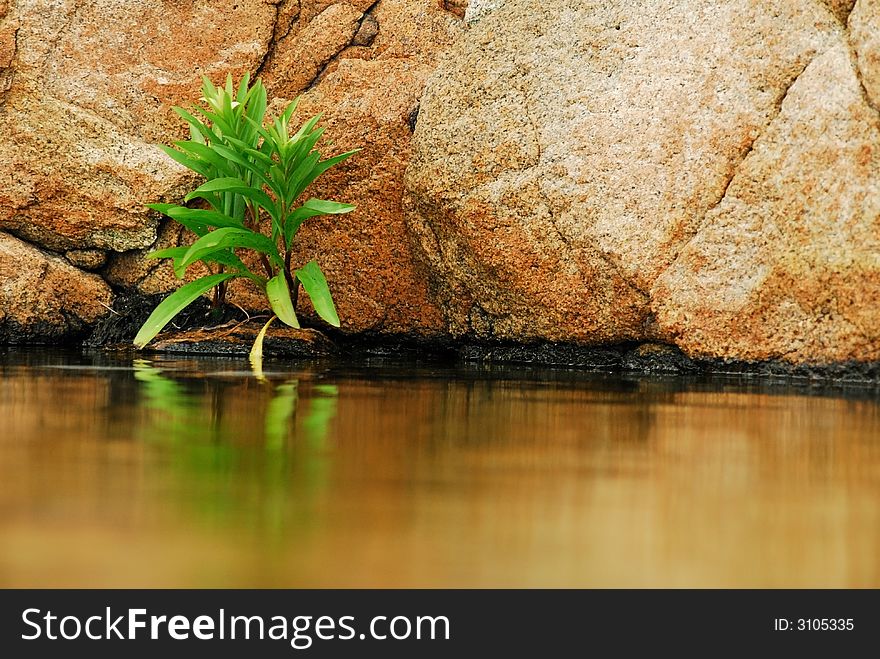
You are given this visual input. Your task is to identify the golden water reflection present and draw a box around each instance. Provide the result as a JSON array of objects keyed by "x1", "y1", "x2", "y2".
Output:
[{"x1": 1, "y1": 350, "x2": 878, "y2": 587}]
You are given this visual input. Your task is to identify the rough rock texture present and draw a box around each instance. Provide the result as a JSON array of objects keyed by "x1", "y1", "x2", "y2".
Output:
[
  {"x1": 654, "y1": 43, "x2": 880, "y2": 362},
  {"x1": 0, "y1": 232, "x2": 113, "y2": 342},
  {"x1": 0, "y1": 0, "x2": 277, "y2": 252},
  {"x1": 825, "y1": 0, "x2": 858, "y2": 22},
  {"x1": 464, "y1": 0, "x2": 502, "y2": 23},
  {"x1": 104, "y1": 221, "x2": 213, "y2": 295},
  {"x1": 406, "y1": 0, "x2": 880, "y2": 362},
  {"x1": 0, "y1": 1, "x2": 14, "y2": 101},
  {"x1": 65, "y1": 249, "x2": 107, "y2": 271},
  {"x1": 439, "y1": 0, "x2": 468, "y2": 19},
  {"x1": 851, "y1": 0, "x2": 880, "y2": 106}
]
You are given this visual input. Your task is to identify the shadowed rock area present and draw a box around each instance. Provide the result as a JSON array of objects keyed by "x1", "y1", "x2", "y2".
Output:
[{"x1": 0, "y1": 232, "x2": 113, "y2": 343}]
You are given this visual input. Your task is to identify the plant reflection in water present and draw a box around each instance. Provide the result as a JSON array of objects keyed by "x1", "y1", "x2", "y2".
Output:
[{"x1": 132, "y1": 358, "x2": 338, "y2": 534}]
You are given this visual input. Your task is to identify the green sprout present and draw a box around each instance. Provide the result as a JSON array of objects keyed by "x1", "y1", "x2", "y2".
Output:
[{"x1": 134, "y1": 74, "x2": 358, "y2": 356}]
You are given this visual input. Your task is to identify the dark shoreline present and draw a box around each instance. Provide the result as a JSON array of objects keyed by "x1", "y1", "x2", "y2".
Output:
[{"x1": 2, "y1": 291, "x2": 880, "y2": 386}]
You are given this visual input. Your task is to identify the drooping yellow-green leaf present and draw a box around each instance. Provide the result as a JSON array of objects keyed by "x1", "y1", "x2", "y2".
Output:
[
  {"x1": 249, "y1": 315, "x2": 275, "y2": 376},
  {"x1": 266, "y1": 274, "x2": 300, "y2": 329},
  {"x1": 296, "y1": 260, "x2": 340, "y2": 327}
]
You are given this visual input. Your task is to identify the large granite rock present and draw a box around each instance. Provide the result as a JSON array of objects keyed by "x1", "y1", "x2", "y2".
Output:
[
  {"x1": 4, "y1": 0, "x2": 880, "y2": 364},
  {"x1": 0, "y1": 232, "x2": 113, "y2": 342},
  {"x1": 406, "y1": 0, "x2": 880, "y2": 362}
]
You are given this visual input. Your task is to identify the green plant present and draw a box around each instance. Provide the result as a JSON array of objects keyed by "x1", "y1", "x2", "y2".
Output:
[{"x1": 133, "y1": 74, "x2": 357, "y2": 354}]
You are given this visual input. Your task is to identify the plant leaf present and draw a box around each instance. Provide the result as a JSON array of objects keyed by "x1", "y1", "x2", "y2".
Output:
[
  {"x1": 266, "y1": 274, "x2": 300, "y2": 329},
  {"x1": 185, "y1": 177, "x2": 278, "y2": 221},
  {"x1": 243, "y1": 83, "x2": 267, "y2": 143},
  {"x1": 284, "y1": 151, "x2": 321, "y2": 203},
  {"x1": 289, "y1": 114, "x2": 322, "y2": 149},
  {"x1": 191, "y1": 105, "x2": 236, "y2": 139},
  {"x1": 171, "y1": 249, "x2": 256, "y2": 281},
  {"x1": 300, "y1": 198, "x2": 357, "y2": 215},
  {"x1": 180, "y1": 226, "x2": 282, "y2": 272},
  {"x1": 291, "y1": 149, "x2": 360, "y2": 202},
  {"x1": 172, "y1": 107, "x2": 222, "y2": 145},
  {"x1": 133, "y1": 273, "x2": 237, "y2": 349},
  {"x1": 145, "y1": 246, "x2": 190, "y2": 261},
  {"x1": 284, "y1": 198, "x2": 356, "y2": 246},
  {"x1": 296, "y1": 260, "x2": 340, "y2": 327},
  {"x1": 158, "y1": 145, "x2": 211, "y2": 178},
  {"x1": 145, "y1": 203, "x2": 176, "y2": 215},
  {"x1": 161, "y1": 206, "x2": 244, "y2": 229},
  {"x1": 210, "y1": 144, "x2": 275, "y2": 192},
  {"x1": 147, "y1": 203, "x2": 246, "y2": 236},
  {"x1": 145, "y1": 246, "x2": 191, "y2": 279},
  {"x1": 174, "y1": 140, "x2": 234, "y2": 174},
  {"x1": 203, "y1": 250, "x2": 252, "y2": 276},
  {"x1": 281, "y1": 98, "x2": 299, "y2": 125},
  {"x1": 289, "y1": 123, "x2": 325, "y2": 165},
  {"x1": 146, "y1": 202, "x2": 212, "y2": 237},
  {"x1": 249, "y1": 314, "x2": 275, "y2": 373},
  {"x1": 236, "y1": 72, "x2": 252, "y2": 104},
  {"x1": 224, "y1": 135, "x2": 275, "y2": 165}
]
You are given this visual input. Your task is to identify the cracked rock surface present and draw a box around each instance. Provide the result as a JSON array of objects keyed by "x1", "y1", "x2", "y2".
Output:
[
  {"x1": 654, "y1": 42, "x2": 880, "y2": 362},
  {"x1": 406, "y1": 0, "x2": 880, "y2": 362}
]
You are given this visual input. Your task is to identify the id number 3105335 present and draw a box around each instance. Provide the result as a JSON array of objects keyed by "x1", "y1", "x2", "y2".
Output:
[{"x1": 773, "y1": 618, "x2": 854, "y2": 631}]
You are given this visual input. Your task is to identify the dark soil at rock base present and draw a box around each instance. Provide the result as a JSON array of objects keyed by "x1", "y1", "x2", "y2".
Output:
[{"x1": 83, "y1": 292, "x2": 246, "y2": 349}]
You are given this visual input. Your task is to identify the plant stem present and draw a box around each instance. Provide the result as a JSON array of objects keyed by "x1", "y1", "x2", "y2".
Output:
[
  {"x1": 248, "y1": 201, "x2": 274, "y2": 279},
  {"x1": 259, "y1": 254, "x2": 274, "y2": 279},
  {"x1": 283, "y1": 248, "x2": 299, "y2": 309},
  {"x1": 212, "y1": 266, "x2": 227, "y2": 309},
  {"x1": 292, "y1": 277, "x2": 300, "y2": 309}
]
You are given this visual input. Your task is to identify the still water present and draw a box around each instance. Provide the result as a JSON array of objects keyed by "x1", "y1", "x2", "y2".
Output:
[{"x1": 1, "y1": 348, "x2": 878, "y2": 587}]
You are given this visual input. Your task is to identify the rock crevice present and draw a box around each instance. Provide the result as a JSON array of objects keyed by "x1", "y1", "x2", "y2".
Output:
[{"x1": 656, "y1": 54, "x2": 819, "y2": 287}]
